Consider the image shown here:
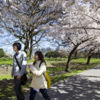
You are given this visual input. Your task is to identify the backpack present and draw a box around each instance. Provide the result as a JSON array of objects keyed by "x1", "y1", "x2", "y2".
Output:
[{"x1": 39, "y1": 61, "x2": 51, "y2": 89}]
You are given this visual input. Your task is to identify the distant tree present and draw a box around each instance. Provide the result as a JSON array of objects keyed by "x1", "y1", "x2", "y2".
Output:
[
  {"x1": 42, "y1": 0, "x2": 100, "y2": 72},
  {"x1": 0, "y1": 0, "x2": 63, "y2": 59},
  {"x1": 0, "y1": 48, "x2": 5, "y2": 58},
  {"x1": 45, "y1": 51, "x2": 63, "y2": 58},
  {"x1": 85, "y1": 43, "x2": 100, "y2": 65}
]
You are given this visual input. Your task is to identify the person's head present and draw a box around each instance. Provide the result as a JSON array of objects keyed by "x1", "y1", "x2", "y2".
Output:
[
  {"x1": 13, "y1": 42, "x2": 21, "y2": 52},
  {"x1": 33, "y1": 51, "x2": 46, "y2": 65}
]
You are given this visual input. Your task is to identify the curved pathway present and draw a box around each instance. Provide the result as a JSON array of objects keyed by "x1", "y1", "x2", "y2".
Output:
[{"x1": 20, "y1": 65, "x2": 100, "y2": 100}]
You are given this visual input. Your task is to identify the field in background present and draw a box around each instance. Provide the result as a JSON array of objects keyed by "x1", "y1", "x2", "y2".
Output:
[
  {"x1": 0, "y1": 57, "x2": 100, "y2": 80},
  {"x1": 0, "y1": 57, "x2": 100, "y2": 65},
  {"x1": 0, "y1": 57, "x2": 100, "y2": 100}
]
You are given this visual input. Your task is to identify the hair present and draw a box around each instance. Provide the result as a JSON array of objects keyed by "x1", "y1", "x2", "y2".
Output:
[
  {"x1": 33, "y1": 51, "x2": 46, "y2": 65},
  {"x1": 13, "y1": 42, "x2": 21, "y2": 50}
]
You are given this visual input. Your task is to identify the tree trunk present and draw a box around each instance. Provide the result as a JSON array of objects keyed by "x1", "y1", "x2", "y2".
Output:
[
  {"x1": 29, "y1": 37, "x2": 33, "y2": 59},
  {"x1": 66, "y1": 53, "x2": 72, "y2": 72},
  {"x1": 29, "y1": 47, "x2": 33, "y2": 59},
  {"x1": 24, "y1": 33, "x2": 29, "y2": 53},
  {"x1": 86, "y1": 55, "x2": 92, "y2": 65},
  {"x1": 24, "y1": 40, "x2": 29, "y2": 54},
  {"x1": 65, "y1": 45, "x2": 79, "y2": 72},
  {"x1": 65, "y1": 39, "x2": 91, "y2": 72}
]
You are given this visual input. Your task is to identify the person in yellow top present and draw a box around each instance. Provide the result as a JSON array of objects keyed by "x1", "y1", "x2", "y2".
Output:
[{"x1": 29, "y1": 51, "x2": 51, "y2": 100}]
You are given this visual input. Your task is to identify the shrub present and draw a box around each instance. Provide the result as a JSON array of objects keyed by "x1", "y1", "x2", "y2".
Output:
[
  {"x1": 45, "y1": 57, "x2": 66, "y2": 61},
  {"x1": 45, "y1": 51, "x2": 65, "y2": 58},
  {"x1": 0, "y1": 48, "x2": 5, "y2": 58}
]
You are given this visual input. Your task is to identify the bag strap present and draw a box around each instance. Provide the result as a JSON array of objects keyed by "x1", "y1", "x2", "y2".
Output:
[{"x1": 14, "y1": 54, "x2": 21, "y2": 70}]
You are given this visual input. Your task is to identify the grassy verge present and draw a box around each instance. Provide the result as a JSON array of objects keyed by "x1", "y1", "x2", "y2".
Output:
[
  {"x1": 0, "y1": 57, "x2": 66, "y2": 65},
  {"x1": 0, "y1": 79, "x2": 15, "y2": 100},
  {"x1": 50, "y1": 63, "x2": 97, "y2": 84},
  {"x1": 0, "y1": 75, "x2": 12, "y2": 80},
  {"x1": 0, "y1": 57, "x2": 100, "y2": 65},
  {"x1": 72, "y1": 58, "x2": 100, "y2": 64},
  {"x1": 51, "y1": 70, "x2": 83, "y2": 84},
  {"x1": 0, "y1": 63, "x2": 97, "y2": 100},
  {"x1": 0, "y1": 58, "x2": 13, "y2": 65},
  {"x1": 0, "y1": 58, "x2": 100, "y2": 100}
]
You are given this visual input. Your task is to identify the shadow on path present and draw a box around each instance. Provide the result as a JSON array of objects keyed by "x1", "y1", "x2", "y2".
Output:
[
  {"x1": 25, "y1": 67, "x2": 100, "y2": 100},
  {"x1": 48, "y1": 76, "x2": 100, "y2": 100},
  {"x1": 0, "y1": 79, "x2": 15, "y2": 100}
]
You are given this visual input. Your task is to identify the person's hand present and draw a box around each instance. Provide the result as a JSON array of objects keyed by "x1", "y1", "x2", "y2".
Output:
[
  {"x1": 28, "y1": 65, "x2": 31, "y2": 69},
  {"x1": 17, "y1": 75, "x2": 21, "y2": 79},
  {"x1": 30, "y1": 71, "x2": 32, "y2": 74}
]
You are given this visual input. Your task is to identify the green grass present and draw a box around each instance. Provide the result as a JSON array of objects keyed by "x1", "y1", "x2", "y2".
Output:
[
  {"x1": 0, "y1": 62, "x2": 98, "y2": 100},
  {"x1": 45, "y1": 57, "x2": 66, "y2": 61},
  {"x1": 72, "y1": 58, "x2": 100, "y2": 64},
  {"x1": 0, "y1": 58, "x2": 13, "y2": 65},
  {"x1": 0, "y1": 57, "x2": 100, "y2": 65},
  {"x1": 0, "y1": 75, "x2": 12, "y2": 80},
  {"x1": 51, "y1": 70, "x2": 83, "y2": 84},
  {"x1": 0, "y1": 79, "x2": 15, "y2": 100},
  {"x1": 47, "y1": 67, "x2": 65, "y2": 74},
  {"x1": 51, "y1": 63, "x2": 98, "y2": 84},
  {"x1": 0, "y1": 57, "x2": 66, "y2": 65},
  {"x1": 0, "y1": 57, "x2": 100, "y2": 100}
]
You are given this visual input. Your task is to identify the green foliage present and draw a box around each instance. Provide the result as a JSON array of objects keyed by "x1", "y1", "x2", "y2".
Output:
[
  {"x1": 47, "y1": 67, "x2": 66, "y2": 74},
  {"x1": 0, "y1": 58, "x2": 13, "y2": 65},
  {"x1": 72, "y1": 58, "x2": 100, "y2": 64},
  {"x1": 45, "y1": 57, "x2": 66, "y2": 61},
  {"x1": 51, "y1": 70, "x2": 83, "y2": 84},
  {"x1": 0, "y1": 75, "x2": 12, "y2": 80},
  {"x1": 27, "y1": 52, "x2": 29, "y2": 57},
  {"x1": 0, "y1": 59, "x2": 99, "y2": 100},
  {"x1": 45, "y1": 51, "x2": 65, "y2": 58},
  {"x1": 0, "y1": 48, "x2": 5, "y2": 58},
  {"x1": 1, "y1": 57, "x2": 100, "y2": 65}
]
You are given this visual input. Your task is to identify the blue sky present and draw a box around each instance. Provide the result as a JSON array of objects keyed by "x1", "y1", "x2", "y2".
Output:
[{"x1": 0, "y1": 31, "x2": 56, "y2": 55}]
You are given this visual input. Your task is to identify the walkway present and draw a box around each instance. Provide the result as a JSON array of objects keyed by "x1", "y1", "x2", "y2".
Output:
[{"x1": 23, "y1": 65, "x2": 100, "y2": 100}]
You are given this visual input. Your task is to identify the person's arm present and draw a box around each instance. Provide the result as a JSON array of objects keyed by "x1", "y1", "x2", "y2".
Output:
[
  {"x1": 11, "y1": 56, "x2": 15, "y2": 77},
  {"x1": 30, "y1": 63, "x2": 46, "y2": 76},
  {"x1": 19, "y1": 52, "x2": 27, "y2": 76}
]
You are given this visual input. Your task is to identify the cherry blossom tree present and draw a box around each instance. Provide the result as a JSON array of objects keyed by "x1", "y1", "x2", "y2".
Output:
[
  {"x1": 41, "y1": 0, "x2": 100, "y2": 71},
  {"x1": 0, "y1": 0, "x2": 63, "y2": 59}
]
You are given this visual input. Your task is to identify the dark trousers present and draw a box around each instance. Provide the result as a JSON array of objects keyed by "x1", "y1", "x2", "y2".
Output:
[
  {"x1": 29, "y1": 88, "x2": 51, "y2": 100},
  {"x1": 14, "y1": 77, "x2": 25, "y2": 100}
]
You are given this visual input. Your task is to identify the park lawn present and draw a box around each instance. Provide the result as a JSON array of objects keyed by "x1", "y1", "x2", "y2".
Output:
[
  {"x1": 0, "y1": 58, "x2": 13, "y2": 65},
  {"x1": 51, "y1": 63, "x2": 98, "y2": 84},
  {"x1": 72, "y1": 58, "x2": 100, "y2": 64},
  {"x1": 0, "y1": 57, "x2": 100, "y2": 65},
  {"x1": 0, "y1": 75, "x2": 12, "y2": 80},
  {"x1": 51, "y1": 70, "x2": 83, "y2": 84},
  {"x1": 0, "y1": 59, "x2": 99, "y2": 100},
  {"x1": 0, "y1": 57, "x2": 66, "y2": 65}
]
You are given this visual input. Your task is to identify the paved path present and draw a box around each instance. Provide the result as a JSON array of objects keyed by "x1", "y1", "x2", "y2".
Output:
[{"x1": 24, "y1": 65, "x2": 100, "y2": 100}]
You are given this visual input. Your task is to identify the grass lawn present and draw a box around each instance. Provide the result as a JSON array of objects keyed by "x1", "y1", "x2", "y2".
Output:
[
  {"x1": 72, "y1": 58, "x2": 100, "y2": 64},
  {"x1": 0, "y1": 57, "x2": 100, "y2": 100},
  {"x1": 0, "y1": 57, "x2": 66, "y2": 65},
  {"x1": 0, "y1": 58, "x2": 13, "y2": 65},
  {"x1": 0, "y1": 75, "x2": 12, "y2": 80},
  {"x1": 0, "y1": 57, "x2": 100, "y2": 65}
]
